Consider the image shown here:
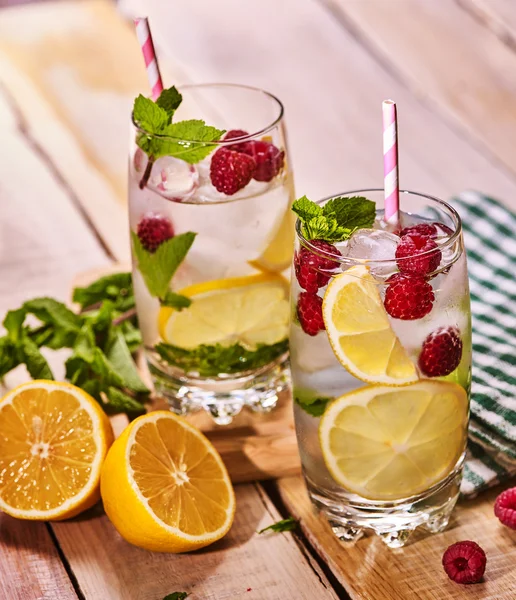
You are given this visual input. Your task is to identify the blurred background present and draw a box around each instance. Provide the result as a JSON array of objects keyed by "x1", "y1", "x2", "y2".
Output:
[{"x1": 0, "y1": 0, "x2": 515, "y2": 304}]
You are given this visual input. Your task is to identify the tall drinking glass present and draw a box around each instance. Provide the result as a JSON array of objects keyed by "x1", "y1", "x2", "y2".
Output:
[
  {"x1": 129, "y1": 84, "x2": 294, "y2": 424},
  {"x1": 290, "y1": 189, "x2": 471, "y2": 547}
]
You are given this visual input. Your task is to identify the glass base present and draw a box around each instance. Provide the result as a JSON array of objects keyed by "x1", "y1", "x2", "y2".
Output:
[
  {"x1": 307, "y1": 464, "x2": 463, "y2": 548},
  {"x1": 148, "y1": 356, "x2": 290, "y2": 425}
]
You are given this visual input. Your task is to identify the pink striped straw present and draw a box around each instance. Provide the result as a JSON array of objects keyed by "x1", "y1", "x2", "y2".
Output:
[
  {"x1": 134, "y1": 17, "x2": 164, "y2": 100},
  {"x1": 382, "y1": 99, "x2": 400, "y2": 224}
]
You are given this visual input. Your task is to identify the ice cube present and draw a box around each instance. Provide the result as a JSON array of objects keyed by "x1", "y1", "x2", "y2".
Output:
[
  {"x1": 341, "y1": 228, "x2": 399, "y2": 277},
  {"x1": 148, "y1": 156, "x2": 199, "y2": 200}
]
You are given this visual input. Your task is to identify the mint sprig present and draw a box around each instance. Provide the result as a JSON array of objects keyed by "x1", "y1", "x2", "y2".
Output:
[
  {"x1": 133, "y1": 86, "x2": 225, "y2": 188},
  {"x1": 163, "y1": 593, "x2": 188, "y2": 600},
  {"x1": 292, "y1": 195, "x2": 375, "y2": 242},
  {"x1": 0, "y1": 273, "x2": 149, "y2": 416}
]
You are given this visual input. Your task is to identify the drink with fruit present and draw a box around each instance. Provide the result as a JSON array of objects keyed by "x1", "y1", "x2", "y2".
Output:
[
  {"x1": 290, "y1": 189, "x2": 471, "y2": 547},
  {"x1": 130, "y1": 84, "x2": 294, "y2": 424}
]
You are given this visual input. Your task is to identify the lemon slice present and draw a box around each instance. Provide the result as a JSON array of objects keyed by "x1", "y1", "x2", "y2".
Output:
[
  {"x1": 100, "y1": 411, "x2": 235, "y2": 552},
  {"x1": 158, "y1": 273, "x2": 289, "y2": 350},
  {"x1": 322, "y1": 265, "x2": 418, "y2": 385},
  {"x1": 319, "y1": 380, "x2": 468, "y2": 501},
  {"x1": 248, "y1": 202, "x2": 295, "y2": 273},
  {"x1": 0, "y1": 380, "x2": 114, "y2": 520}
]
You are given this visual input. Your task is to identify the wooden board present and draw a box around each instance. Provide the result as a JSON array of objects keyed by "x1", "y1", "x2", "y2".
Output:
[
  {"x1": 51, "y1": 484, "x2": 339, "y2": 600},
  {"x1": 279, "y1": 476, "x2": 516, "y2": 600},
  {"x1": 0, "y1": 515, "x2": 77, "y2": 600},
  {"x1": 325, "y1": 0, "x2": 516, "y2": 184}
]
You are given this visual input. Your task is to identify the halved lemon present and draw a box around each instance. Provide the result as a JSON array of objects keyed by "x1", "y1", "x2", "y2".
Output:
[
  {"x1": 322, "y1": 265, "x2": 418, "y2": 385},
  {"x1": 319, "y1": 380, "x2": 468, "y2": 501},
  {"x1": 248, "y1": 201, "x2": 295, "y2": 273},
  {"x1": 100, "y1": 411, "x2": 235, "y2": 552},
  {"x1": 158, "y1": 273, "x2": 289, "y2": 350},
  {"x1": 0, "y1": 380, "x2": 114, "y2": 520}
]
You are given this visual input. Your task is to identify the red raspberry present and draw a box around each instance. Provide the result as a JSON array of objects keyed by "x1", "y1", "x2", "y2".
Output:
[
  {"x1": 395, "y1": 233, "x2": 442, "y2": 276},
  {"x1": 210, "y1": 147, "x2": 256, "y2": 195},
  {"x1": 384, "y1": 273, "x2": 434, "y2": 320},
  {"x1": 400, "y1": 223, "x2": 438, "y2": 238},
  {"x1": 442, "y1": 541, "x2": 486, "y2": 584},
  {"x1": 297, "y1": 292, "x2": 325, "y2": 336},
  {"x1": 136, "y1": 214, "x2": 174, "y2": 253},
  {"x1": 418, "y1": 327, "x2": 463, "y2": 377},
  {"x1": 494, "y1": 487, "x2": 516, "y2": 530},
  {"x1": 242, "y1": 140, "x2": 284, "y2": 182},
  {"x1": 223, "y1": 129, "x2": 250, "y2": 153},
  {"x1": 294, "y1": 241, "x2": 341, "y2": 293}
]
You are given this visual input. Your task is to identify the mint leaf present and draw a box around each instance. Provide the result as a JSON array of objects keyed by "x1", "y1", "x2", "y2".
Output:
[
  {"x1": 131, "y1": 231, "x2": 196, "y2": 298},
  {"x1": 292, "y1": 195, "x2": 322, "y2": 222},
  {"x1": 23, "y1": 298, "x2": 81, "y2": 334},
  {"x1": 156, "y1": 86, "x2": 182, "y2": 119},
  {"x1": 105, "y1": 330, "x2": 149, "y2": 393},
  {"x1": 0, "y1": 336, "x2": 20, "y2": 377},
  {"x1": 133, "y1": 94, "x2": 169, "y2": 132},
  {"x1": 73, "y1": 272, "x2": 133, "y2": 311},
  {"x1": 163, "y1": 593, "x2": 188, "y2": 600},
  {"x1": 147, "y1": 120, "x2": 225, "y2": 163},
  {"x1": 258, "y1": 516, "x2": 298, "y2": 534},
  {"x1": 294, "y1": 393, "x2": 332, "y2": 417},
  {"x1": 3, "y1": 308, "x2": 26, "y2": 343},
  {"x1": 161, "y1": 291, "x2": 192, "y2": 310},
  {"x1": 323, "y1": 196, "x2": 375, "y2": 231},
  {"x1": 302, "y1": 216, "x2": 353, "y2": 242},
  {"x1": 19, "y1": 336, "x2": 53, "y2": 380},
  {"x1": 119, "y1": 320, "x2": 142, "y2": 353},
  {"x1": 104, "y1": 386, "x2": 145, "y2": 416},
  {"x1": 155, "y1": 340, "x2": 288, "y2": 378}
]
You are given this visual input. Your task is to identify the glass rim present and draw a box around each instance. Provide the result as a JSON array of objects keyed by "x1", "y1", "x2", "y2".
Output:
[
  {"x1": 295, "y1": 188, "x2": 463, "y2": 266},
  {"x1": 131, "y1": 82, "x2": 285, "y2": 144}
]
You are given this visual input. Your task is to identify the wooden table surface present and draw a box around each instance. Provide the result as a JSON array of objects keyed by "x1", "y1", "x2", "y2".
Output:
[{"x1": 1, "y1": 1, "x2": 516, "y2": 599}]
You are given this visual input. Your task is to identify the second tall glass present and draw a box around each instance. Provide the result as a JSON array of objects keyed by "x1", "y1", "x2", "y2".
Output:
[
  {"x1": 290, "y1": 189, "x2": 471, "y2": 547},
  {"x1": 129, "y1": 84, "x2": 295, "y2": 424}
]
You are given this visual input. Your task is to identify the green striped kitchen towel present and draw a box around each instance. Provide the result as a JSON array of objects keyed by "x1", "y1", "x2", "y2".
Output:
[{"x1": 453, "y1": 191, "x2": 516, "y2": 497}]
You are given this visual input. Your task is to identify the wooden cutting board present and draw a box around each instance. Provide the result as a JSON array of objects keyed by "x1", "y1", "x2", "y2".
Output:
[{"x1": 73, "y1": 264, "x2": 301, "y2": 484}]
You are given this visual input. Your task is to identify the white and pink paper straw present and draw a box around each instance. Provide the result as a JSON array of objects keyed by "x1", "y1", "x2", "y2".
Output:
[
  {"x1": 134, "y1": 17, "x2": 164, "y2": 101},
  {"x1": 382, "y1": 99, "x2": 400, "y2": 224}
]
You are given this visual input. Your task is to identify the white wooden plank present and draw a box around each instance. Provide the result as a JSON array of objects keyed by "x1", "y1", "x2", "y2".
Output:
[
  {"x1": 323, "y1": 0, "x2": 516, "y2": 184},
  {"x1": 458, "y1": 0, "x2": 516, "y2": 44},
  {"x1": 118, "y1": 0, "x2": 516, "y2": 213}
]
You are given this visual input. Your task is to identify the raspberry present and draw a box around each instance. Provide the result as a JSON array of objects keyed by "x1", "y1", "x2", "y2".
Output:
[
  {"x1": 395, "y1": 233, "x2": 442, "y2": 276},
  {"x1": 494, "y1": 487, "x2": 516, "y2": 530},
  {"x1": 210, "y1": 147, "x2": 256, "y2": 195},
  {"x1": 297, "y1": 292, "x2": 325, "y2": 336},
  {"x1": 242, "y1": 140, "x2": 284, "y2": 182},
  {"x1": 294, "y1": 241, "x2": 341, "y2": 293},
  {"x1": 384, "y1": 274, "x2": 434, "y2": 320},
  {"x1": 442, "y1": 541, "x2": 486, "y2": 584},
  {"x1": 400, "y1": 223, "x2": 438, "y2": 238},
  {"x1": 418, "y1": 327, "x2": 463, "y2": 377},
  {"x1": 136, "y1": 214, "x2": 174, "y2": 253},
  {"x1": 223, "y1": 129, "x2": 250, "y2": 153}
]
